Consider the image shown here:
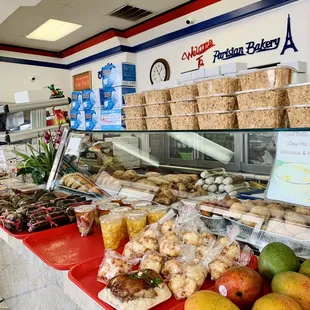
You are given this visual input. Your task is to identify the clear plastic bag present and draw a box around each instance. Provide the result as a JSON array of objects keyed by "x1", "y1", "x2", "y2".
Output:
[
  {"x1": 97, "y1": 250, "x2": 138, "y2": 284},
  {"x1": 139, "y1": 251, "x2": 164, "y2": 273}
]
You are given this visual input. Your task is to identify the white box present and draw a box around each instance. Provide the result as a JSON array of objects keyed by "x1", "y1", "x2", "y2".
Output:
[
  {"x1": 103, "y1": 87, "x2": 136, "y2": 110},
  {"x1": 14, "y1": 89, "x2": 50, "y2": 103},
  {"x1": 82, "y1": 89, "x2": 104, "y2": 111},
  {"x1": 221, "y1": 62, "x2": 247, "y2": 74},
  {"x1": 71, "y1": 91, "x2": 83, "y2": 110},
  {"x1": 281, "y1": 61, "x2": 307, "y2": 73},
  {"x1": 193, "y1": 68, "x2": 205, "y2": 80},
  {"x1": 84, "y1": 109, "x2": 101, "y2": 131},
  {"x1": 101, "y1": 63, "x2": 136, "y2": 87},
  {"x1": 70, "y1": 110, "x2": 85, "y2": 130},
  {"x1": 291, "y1": 72, "x2": 308, "y2": 84},
  {"x1": 205, "y1": 66, "x2": 221, "y2": 77}
]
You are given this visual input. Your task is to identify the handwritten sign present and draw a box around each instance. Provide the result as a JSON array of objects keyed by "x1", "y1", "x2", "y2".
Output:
[
  {"x1": 181, "y1": 39, "x2": 215, "y2": 68},
  {"x1": 73, "y1": 71, "x2": 92, "y2": 91},
  {"x1": 213, "y1": 14, "x2": 298, "y2": 63},
  {"x1": 266, "y1": 132, "x2": 310, "y2": 207}
]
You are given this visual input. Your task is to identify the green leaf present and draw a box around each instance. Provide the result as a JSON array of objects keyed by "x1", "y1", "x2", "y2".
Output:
[
  {"x1": 13, "y1": 150, "x2": 30, "y2": 161},
  {"x1": 17, "y1": 167, "x2": 33, "y2": 176}
]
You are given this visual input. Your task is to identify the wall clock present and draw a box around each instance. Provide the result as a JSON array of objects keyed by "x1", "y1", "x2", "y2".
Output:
[{"x1": 150, "y1": 58, "x2": 170, "y2": 84}]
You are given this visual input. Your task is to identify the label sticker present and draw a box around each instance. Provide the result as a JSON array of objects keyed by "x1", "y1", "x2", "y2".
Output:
[{"x1": 219, "y1": 285, "x2": 227, "y2": 297}]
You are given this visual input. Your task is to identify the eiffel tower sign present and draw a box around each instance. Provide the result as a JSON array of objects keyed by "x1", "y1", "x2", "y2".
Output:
[{"x1": 280, "y1": 14, "x2": 298, "y2": 55}]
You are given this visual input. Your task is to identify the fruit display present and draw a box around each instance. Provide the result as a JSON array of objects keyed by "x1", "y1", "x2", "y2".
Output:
[
  {"x1": 299, "y1": 259, "x2": 310, "y2": 277},
  {"x1": 214, "y1": 267, "x2": 264, "y2": 309},
  {"x1": 252, "y1": 293, "x2": 303, "y2": 310},
  {"x1": 258, "y1": 242, "x2": 300, "y2": 280},
  {"x1": 185, "y1": 291, "x2": 240, "y2": 310},
  {"x1": 271, "y1": 271, "x2": 310, "y2": 310}
]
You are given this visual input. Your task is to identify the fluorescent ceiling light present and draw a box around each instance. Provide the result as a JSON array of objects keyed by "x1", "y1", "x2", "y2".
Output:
[{"x1": 26, "y1": 19, "x2": 82, "y2": 41}]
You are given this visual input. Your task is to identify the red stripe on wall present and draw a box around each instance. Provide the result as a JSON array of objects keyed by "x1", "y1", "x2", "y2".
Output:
[
  {"x1": 123, "y1": 0, "x2": 220, "y2": 38},
  {"x1": 0, "y1": 44, "x2": 58, "y2": 58},
  {"x1": 59, "y1": 29, "x2": 123, "y2": 58}
]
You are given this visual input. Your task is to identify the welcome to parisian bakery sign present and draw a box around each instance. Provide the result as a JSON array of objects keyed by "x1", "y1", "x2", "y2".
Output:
[
  {"x1": 212, "y1": 14, "x2": 298, "y2": 63},
  {"x1": 181, "y1": 14, "x2": 298, "y2": 68}
]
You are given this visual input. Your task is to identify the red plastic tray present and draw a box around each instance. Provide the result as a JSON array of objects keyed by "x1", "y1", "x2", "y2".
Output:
[
  {"x1": 69, "y1": 256, "x2": 215, "y2": 310},
  {"x1": 23, "y1": 223, "x2": 109, "y2": 270},
  {"x1": 0, "y1": 225, "x2": 31, "y2": 240}
]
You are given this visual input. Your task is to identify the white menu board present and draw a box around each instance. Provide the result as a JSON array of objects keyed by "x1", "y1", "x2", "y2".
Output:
[{"x1": 266, "y1": 132, "x2": 310, "y2": 207}]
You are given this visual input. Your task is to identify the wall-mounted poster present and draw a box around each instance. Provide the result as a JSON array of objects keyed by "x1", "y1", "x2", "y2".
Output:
[
  {"x1": 73, "y1": 71, "x2": 92, "y2": 91},
  {"x1": 266, "y1": 132, "x2": 310, "y2": 207}
]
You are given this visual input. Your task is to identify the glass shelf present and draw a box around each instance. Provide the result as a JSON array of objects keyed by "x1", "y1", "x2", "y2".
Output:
[{"x1": 72, "y1": 127, "x2": 310, "y2": 133}]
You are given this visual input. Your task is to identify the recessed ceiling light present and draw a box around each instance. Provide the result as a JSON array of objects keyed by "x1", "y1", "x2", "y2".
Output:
[{"x1": 26, "y1": 19, "x2": 82, "y2": 42}]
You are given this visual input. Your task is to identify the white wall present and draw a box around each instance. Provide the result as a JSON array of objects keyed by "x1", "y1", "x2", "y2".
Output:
[
  {"x1": 0, "y1": 62, "x2": 70, "y2": 103},
  {"x1": 136, "y1": 0, "x2": 309, "y2": 91}
]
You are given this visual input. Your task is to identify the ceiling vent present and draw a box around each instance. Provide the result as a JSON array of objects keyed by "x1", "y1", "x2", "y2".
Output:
[{"x1": 108, "y1": 5, "x2": 153, "y2": 22}]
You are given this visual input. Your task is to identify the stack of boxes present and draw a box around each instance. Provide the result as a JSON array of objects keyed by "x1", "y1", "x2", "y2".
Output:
[
  {"x1": 70, "y1": 62, "x2": 137, "y2": 131},
  {"x1": 101, "y1": 63, "x2": 137, "y2": 130}
]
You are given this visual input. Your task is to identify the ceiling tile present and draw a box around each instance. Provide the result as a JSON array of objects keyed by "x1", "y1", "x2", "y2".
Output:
[
  {"x1": 69, "y1": 0, "x2": 125, "y2": 15},
  {"x1": 14, "y1": 37, "x2": 52, "y2": 49},
  {"x1": 17, "y1": 0, "x2": 65, "y2": 18},
  {"x1": 0, "y1": 11, "x2": 47, "y2": 36},
  {"x1": 129, "y1": 0, "x2": 190, "y2": 12},
  {"x1": 0, "y1": 34, "x2": 23, "y2": 45},
  {"x1": 49, "y1": 5, "x2": 104, "y2": 27},
  {"x1": 46, "y1": 0, "x2": 73, "y2": 4}
]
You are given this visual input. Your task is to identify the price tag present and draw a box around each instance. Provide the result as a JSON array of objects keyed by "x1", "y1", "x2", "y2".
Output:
[
  {"x1": 266, "y1": 132, "x2": 310, "y2": 207},
  {"x1": 65, "y1": 134, "x2": 84, "y2": 156}
]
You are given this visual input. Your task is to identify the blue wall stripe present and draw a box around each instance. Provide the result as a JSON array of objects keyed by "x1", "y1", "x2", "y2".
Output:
[
  {"x1": 0, "y1": 56, "x2": 68, "y2": 69},
  {"x1": 67, "y1": 45, "x2": 133, "y2": 69},
  {"x1": 0, "y1": 0, "x2": 299, "y2": 70}
]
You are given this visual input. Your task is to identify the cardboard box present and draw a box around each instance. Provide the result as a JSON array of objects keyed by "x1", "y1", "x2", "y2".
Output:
[
  {"x1": 14, "y1": 89, "x2": 50, "y2": 103},
  {"x1": 82, "y1": 89, "x2": 104, "y2": 111},
  {"x1": 101, "y1": 63, "x2": 136, "y2": 87},
  {"x1": 281, "y1": 61, "x2": 307, "y2": 73},
  {"x1": 70, "y1": 110, "x2": 85, "y2": 130},
  {"x1": 71, "y1": 91, "x2": 83, "y2": 110},
  {"x1": 205, "y1": 66, "x2": 221, "y2": 77},
  {"x1": 103, "y1": 87, "x2": 136, "y2": 110},
  {"x1": 221, "y1": 62, "x2": 247, "y2": 74},
  {"x1": 101, "y1": 109, "x2": 125, "y2": 130},
  {"x1": 85, "y1": 109, "x2": 101, "y2": 131}
]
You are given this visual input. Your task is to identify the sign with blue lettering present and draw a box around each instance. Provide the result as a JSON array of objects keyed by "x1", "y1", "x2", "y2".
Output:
[{"x1": 213, "y1": 14, "x2": 298, "y2": 63}]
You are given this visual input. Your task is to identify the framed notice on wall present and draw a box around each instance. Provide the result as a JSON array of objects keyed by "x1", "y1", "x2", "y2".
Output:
[{"x1": 73, "y1": 71, "x2": 92, "y2": 91}]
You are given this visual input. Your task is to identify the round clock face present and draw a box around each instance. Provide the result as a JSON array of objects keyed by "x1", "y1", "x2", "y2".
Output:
[{"x1": 150, "y1": 59, "x2": 170, "y2": 84}]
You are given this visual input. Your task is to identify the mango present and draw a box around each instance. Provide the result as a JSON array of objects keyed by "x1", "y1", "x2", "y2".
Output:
[
  {"x1": 252, "y1": 293, "x2": 302, "y2": 310},
  {"x1": 185, "y1": 290, "x2": 240, "y2": 310},
  {"x1": 271, "y1": 271, "x2": 310, "y2": 310},
  {"x1": 299, "y1": 259, "x2": 310, "y2": 277}
]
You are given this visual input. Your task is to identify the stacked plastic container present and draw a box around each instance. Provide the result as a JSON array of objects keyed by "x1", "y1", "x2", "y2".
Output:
[
  {"x1": 123, "y1": 93, "x2": 147, "y2": 130},
  {"x1": 235, "y1": 66, "x2": 293, "y2": 128},
  {"x1": 144, "y1": 89, "x2": 172, "y2": 130},
  {"x1": 195, "y1": 77, "x2": 239, "y2": 129},
  {"x1": 169, "y1": 84, "x2": 199, "y2": 130},
  {"x1": 286, "y1": 83, "x2": 310, "y2": 127}
]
